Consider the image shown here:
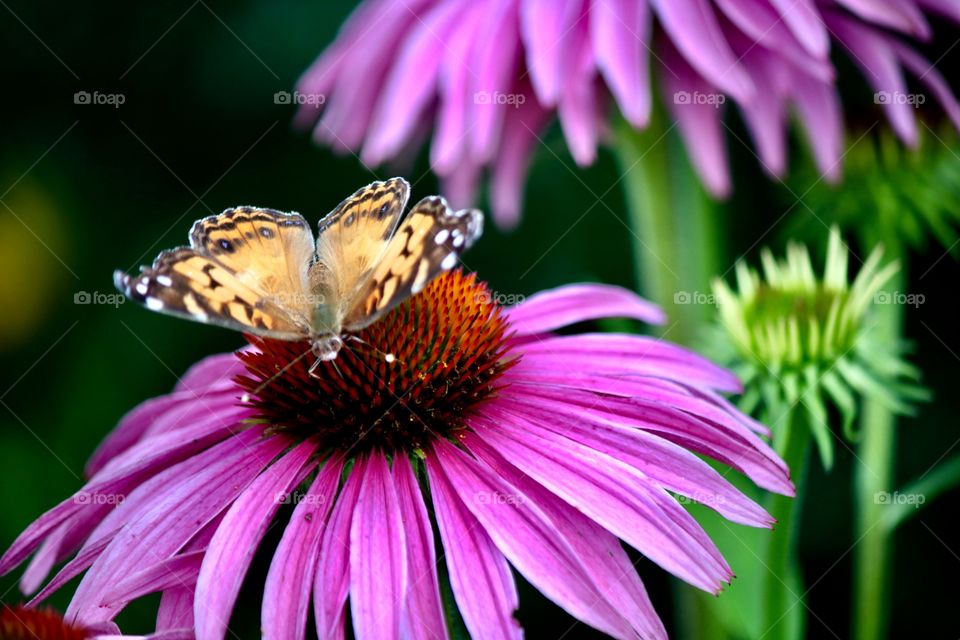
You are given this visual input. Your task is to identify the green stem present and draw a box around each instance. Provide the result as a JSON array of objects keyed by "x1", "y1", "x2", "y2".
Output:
[
  {"x1": 880, "y1": 454, "x2": 960, "y2": 532},
  {"x1": 611, "y1": 115, "x2": 721, "y2": 345},
  {"x1": 853, "y1": 263, "x2": 905, "y2": 640},
  {"x1": 761, "y1": 410, "x2": 811, "y2": 640}
]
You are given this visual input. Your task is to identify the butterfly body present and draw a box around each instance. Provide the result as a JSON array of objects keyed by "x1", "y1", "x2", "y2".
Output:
[{"x1": 115, "y1": 178, "x2": 483, "y2": 368}]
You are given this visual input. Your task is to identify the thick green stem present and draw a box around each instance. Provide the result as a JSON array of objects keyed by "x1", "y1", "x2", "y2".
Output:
[
  {"x1": 761, "y1": 411, "x2": 811, "y2": 640},
  {"x1": 611, "y1": 116, "x2": 721, "y2": 345},
  {"x1": 853, "y1": 264, "x2": 905, "y2": 640}
]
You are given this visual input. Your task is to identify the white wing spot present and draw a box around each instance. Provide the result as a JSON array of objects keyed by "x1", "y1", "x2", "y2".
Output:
[
  {"x1": 441, "y1": 253, "x2": 457, "y2": 270},
  {"x1": 146, "y1": 297, "x2": 164, "y2": 311},
  {"x1": 135, "y1": 282, "x2": 149, "y2": 295},
  {"x1": 156, "y1": 275, "x2": 173, "y2": 286},
  {"x1": 452, "y1": 234, "x2": 465, "y2": 248},
  {"x1": 434, "y1": 229, "x2": 450, "y2": 244}
]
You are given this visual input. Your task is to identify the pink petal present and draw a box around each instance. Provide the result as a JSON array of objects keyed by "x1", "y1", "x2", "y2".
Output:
[
  {"x1": 659, "y1": 41, "x2": 731, "y2": 197},
  {"x1": 104, "y1": 550, "x2": 204, "y2": 606},
  {"x1": 650, "y1": 0, "x2": 753, "y2": 102},
  {"x1": 262, "y1": 455, "x2": 343, "y2": 640},
  {"x1": 918, "y1": 0, "x2": 960, "y2": 22},
  {"x1": 788, "y1": 69, "x2": 843, "y2": 182},
  {"x1": 433, "y1": 439, "x2": 635, "y2": 639},
  {"x1": 514, "y1": 333, "x2": 741, "y2": 392},
  {"x1": 349, "y1": 454, "x2": 407, "y2": 640},
  {"x1": 592, "y1": 0, "x2": 653, "y2": 127},
  {"x1": 67, "y1": 429, "x2": 290, "y2": 623},
  {"x1": 836, "y1": 0, "x2": 931, "y2": 38},
  {"x1": 194, "y1": 438, "x2": 318, "y2": 640},
  {"x1": 767, "y1": 0, "x2": 830, "y2": 59},
  {"x1": 173, "y1": 352, "x2": 245, "y2": 395},
  {"x1": 520, "y1": 0, "x2": 570, "y2": 106},
  {"x1": 362, "y1": 1, "x2": 462, "y2": 165},
  {"x1": 556, "y1": 4, "x2": 600, "y2": 166},
  {"x1": 490, "y1": 396, "x2": 773, "y2": 526},
  {"x1": 467, "y1": 437, "x2": 668, "y2": 640},
  {"x1": 394, "y1": 456, "x2": 448, "y2": 640},
  {"x1": 469, "y1": 417, "x2": 732, "y2": 593},
  {"x1": 157, "y1": 587, "x2": 194, "y2": 631},
  {"x1": 314, "y1": 461, "x2": 364, "y2": 640},
  {"x1": 427, "y1": 451, "x2": 521, "y2": 640},
  {"x1": 894, "y1": 43, "x2": 960, "y2": 132},
  {"x1": 827, "y1": 11, "x2": 917, "y2": 145},
  {"x1": 506, "y1": 283, "x2": 665, "y2": 334}
]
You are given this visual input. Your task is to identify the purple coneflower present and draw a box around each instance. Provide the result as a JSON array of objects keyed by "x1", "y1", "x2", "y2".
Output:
[
  {"x1": 2, "y1": 270, "x2": 793, "y2": 639},
  {"x1": 295, "y1": 0, "x2": 960, "y2": 226}
]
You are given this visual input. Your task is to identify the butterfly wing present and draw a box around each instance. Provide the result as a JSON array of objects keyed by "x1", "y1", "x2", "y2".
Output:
[
  {"x1": 342, "y1": 195, "x2": 483, "y2": 331},
  {"x1": 309, "y1": 178, "x2": 410, "y2": 333},
  {"x1": 114, "y1": 207, "x2": 316, "y2": 339}
]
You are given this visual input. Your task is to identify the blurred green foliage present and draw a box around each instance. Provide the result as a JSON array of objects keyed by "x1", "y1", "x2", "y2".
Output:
[{"x1": 1, "y1": 2, "x2": 958, "y2": 638}]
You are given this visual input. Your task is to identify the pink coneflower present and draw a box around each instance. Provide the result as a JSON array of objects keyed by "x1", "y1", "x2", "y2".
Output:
[
  {"x1": 2, "y1": 270, "x2": 793, "y2": 639},
  {"x1": 295, "y1": 0, "x2": 960, "y2": 227}
]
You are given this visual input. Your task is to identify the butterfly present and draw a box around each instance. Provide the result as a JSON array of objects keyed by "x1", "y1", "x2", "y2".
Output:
[{"x1": 114, "y1": 178, "x2": 483, "y2": 370}]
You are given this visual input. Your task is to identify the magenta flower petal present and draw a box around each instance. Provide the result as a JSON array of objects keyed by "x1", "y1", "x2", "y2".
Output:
[
  {"x1": 506, "y1": 282, "x2": 665, "y2": 334},
  {"x1": 349, "y1": 454, "x2": 408, "y2": 640},
  {"x1": 650, "y1": 0, "x2": 753, "y2": 101},
  {"x1": 433, "y1": 438, "x2": 639, "y2": 638},
  {"x1": 467, "y1": 436, "x2": 668, "y2": 640},
  {"x1": 104, "y1": 550, "x2": 204, "y2": 607},
  {"x1": 393, "y1": 455, "x2": 448, "y2": 640},
  {"x1": 313, "y1": 460, "x2": 362, "y2": 640},
  {"x1": 895, "y1": 43, "x2": 960, "y2": 131},
  {"x1": 767, "y1": 0, "x2": 830, "y2": 58},
  {"x1": 157, "y1": 588, "x2": 194, "y2": 631},
  {"x1": 837, "y1": 0, "x2": 931, "y2": 38},
  {"x1": 591, "y1": 0, "x2": 652, "y2": 127},
  {"x1": 195, "y1": 438, "x2": 317, "y2": 640},
  {"x1": 428, "y1": 449, "x2": 522, "y2": 640},
  {"x1": 262, "y1": 455, "x2": 343, "y2": 640},
  {"x1": 520, "y1": 0, "x2": 569, "y2": 106}
]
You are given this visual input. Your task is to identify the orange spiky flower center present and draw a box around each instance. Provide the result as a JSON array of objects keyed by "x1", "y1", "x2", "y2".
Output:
[
  {"x1": 235, "y1": 270, "x2": 516, "y2": 455},
  {"x1": 0, "y1": 605, "x2": 89, "y2": 640}
]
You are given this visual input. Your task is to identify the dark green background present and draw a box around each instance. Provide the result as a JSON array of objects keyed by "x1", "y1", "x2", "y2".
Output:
[{"x1": 1, "y1": 2, "x2": 957, "y2": 637}]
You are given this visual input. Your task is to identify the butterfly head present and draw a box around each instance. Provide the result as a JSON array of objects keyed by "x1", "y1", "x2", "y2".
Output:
[{"x1": 310, "y1": 335, "x2": 344, "y2": 362}]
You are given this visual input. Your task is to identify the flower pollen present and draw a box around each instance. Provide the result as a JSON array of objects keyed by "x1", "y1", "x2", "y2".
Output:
[
  {"x1": 235, "y1": 270, "x2": 516, "y2": 455},
  {"x1": 0, "y1": 605, "x2": 89, "y2": 640}
]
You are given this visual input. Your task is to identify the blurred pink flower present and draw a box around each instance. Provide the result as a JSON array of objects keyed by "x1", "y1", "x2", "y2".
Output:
[
  {"x1": 296, "y1": 0, "x2": 960, "y2": 227},
  {"x1": 1, "y1": 272, "x2": 792, "y2": 640}
]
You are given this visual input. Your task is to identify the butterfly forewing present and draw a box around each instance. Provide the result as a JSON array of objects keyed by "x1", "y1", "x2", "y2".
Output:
[
  {"x1": 342, "y1": 195, "x2": 483, "y2": 331},
  {"x1": 309, "y1": 178, "x2": 410, "y2": 331},
  {"x1": 114, "y1": 207, "x2": 317, "y2": 339}
]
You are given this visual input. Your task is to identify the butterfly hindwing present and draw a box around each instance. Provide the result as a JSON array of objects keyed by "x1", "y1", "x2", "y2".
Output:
[
  {"x1": 115, "y1": 207, "x2": 317, "y2": 339},
  {"x1": 309, "y1": 178, "x2": 410, "y2": 331},
  {"x1": 342, "y1": 195, "x2": 483, "y2": 330}
]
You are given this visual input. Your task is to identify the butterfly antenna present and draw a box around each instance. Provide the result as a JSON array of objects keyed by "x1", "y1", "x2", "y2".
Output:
[
  {"x1": 345, "y1": 334, "x2": 401, "y2": 365},
  {"x1": 242, "y1": 346, "x2": 314, "y2": 402}
]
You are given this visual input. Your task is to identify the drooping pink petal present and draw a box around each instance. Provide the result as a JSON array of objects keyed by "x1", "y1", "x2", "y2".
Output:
[
  {"x1": 520, "y1": 0, "x2": 571, "y2": 106},
  {"x1": 433, "y1": 439, "x2": 636, "y2": 639},
  {"x1": 836, "y1": 0, "x2": 931, "y2": 39},
  {"x1": 506, "y1": 283, "x2": 665, "y2": 334},
  {"x1": 362, "y1": 1, "x2": 463, "y2": 165},
  {"x1": 469, "y1": 416, "x2": 733, "y2": 593},
  {"x1": 67, "y1": 429, "x2": 290, "y2": 623},
  {"x1": 659, "y1": 40, "x2": 731, "y2": 197},
  {"x1": 515, "y1": 333, "x2": 741, "y2": 392},
  {"x1": 489, "y1": 85, "x2": 550, "y2": 228},
  {"x1": 262, "y1": 455, "x2": 343, "y2": 640},
  {"x1": 349, "y1": 454, "x2": 407, "y2": 640},
  {"x1": 468, "y1": 0, "x2": 522, "y2": 161},
  {"x1": 427, "y1": 451, "x2": 521, "y2": 640},
  {"x1": 827, "y1": 11, "x2": 917, "y2": 146},
  {"x1": 467, "y1": 436, "x2": 668, "y2": 640},
  {"x1": 592, "y1": 0, "x2": 652, "y2": 127},
  {"x1": 767, "y1": 0, "x2": 830, "y2": 58},
  {"x1": 19, "y1": 505, "x2": 112, "y2": 595},
  {"x1": 157, "y1": 588, "x2": 194, "y2": 632},
  {"x1": 194, "y1": 438, "x2": 318, "y2": 640},
  {"x1": 650, "y1": 0, "x2": 754, "y2": 102},
  {"x1": 314, "y1": 460, "x2": 363, "y2": 640},
  {"x1": 173, "y1": 352, "x2": 246, "y2": 395},
  {"x1": 894, "y1": 43, "x2": 960, "y2": 131},
  {"x1": 918, "y1": 0, "x2": 960, "y2": 22},
  {"x1": 489, "y1": 396, "x2": 774, "y2": 526},
  {"x1": 788, "y1": 68, "x2": 843, "y2": 182},
  {"x1": 104, "y1": 550, "x2": 204, "y2": 606},
  {"x1": 556, "y1": 2, "x2": 600, "y2": 166},
  {"x1": 393, "y1": 455, "x2": 448, "y2": 640}
]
